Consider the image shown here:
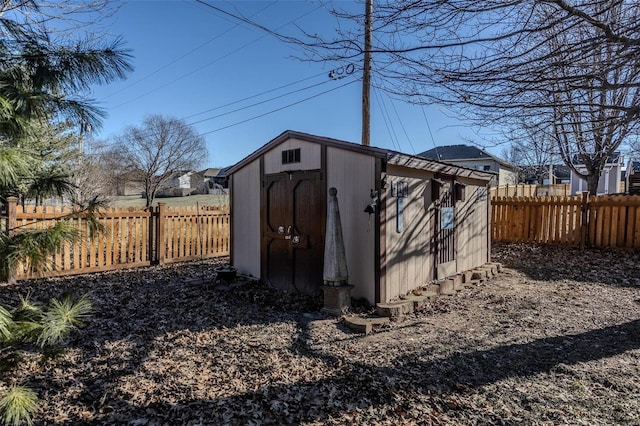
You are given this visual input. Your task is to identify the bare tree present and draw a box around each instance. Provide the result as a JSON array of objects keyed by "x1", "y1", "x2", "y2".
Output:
[
  {"x1": 283, "y1": 0, "x2": 640, "y2": 194},
  {"x1": 113, "y1": 115, "x2": 208, "y2": 208}
]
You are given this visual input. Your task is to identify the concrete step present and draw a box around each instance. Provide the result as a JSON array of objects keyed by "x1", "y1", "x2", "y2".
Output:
[
  {"x1": 376, "y1": 300, "x2": 414, "y2": 319},
  {"x1": 481, "y1": 264, "x2": 498, "y2": 277},
  {"x1": 437, "y1": 278, "x2": 459, "y2": 296},
  {"x1": 461, "y1": 270, "x2": 473, "y2": 284},
  {"x1": 403, "y1": 292, "x2": 438, "y2": 309},
  {"x1": 451, "y1": 274, "x2": 465, "y2": 291},
  {"x1": 463, "y1": 279, "x2": 480, "y2": 288},
  {"x1": 343, "y1": 315, "x2": 390, "y2": 334},
  {"x1": 424, "y1": 284, "x2": 441, "y2": 295},
  {"x1": 471, "y1": 269, "x2": 489, "y2": 281},
  {"x1": 486, "y1": 262, "x2": 503, "y2": 272}
]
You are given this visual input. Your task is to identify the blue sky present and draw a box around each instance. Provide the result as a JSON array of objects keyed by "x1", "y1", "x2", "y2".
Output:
[{"x1": 90, "y1": 0, "x2": 491, "y2": 168}]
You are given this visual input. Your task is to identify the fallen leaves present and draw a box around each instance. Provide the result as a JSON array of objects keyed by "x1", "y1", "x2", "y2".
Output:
[{"x1": 0, "y1": 246, "x2": 639, "y2": 425}]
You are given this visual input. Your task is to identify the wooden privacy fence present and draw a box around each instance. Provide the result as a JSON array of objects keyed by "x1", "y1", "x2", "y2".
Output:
[
  {"x1": 490, "y1": 184, "x2": 569, "y2": 198},
  {"x1": 492, "y1": 194, "x2": 640, "y2": 249},
  {"x1": 1, "y1": 197, "x2": 230, "y2": 280}
]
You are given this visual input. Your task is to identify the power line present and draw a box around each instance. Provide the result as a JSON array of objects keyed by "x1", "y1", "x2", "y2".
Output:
[
  {"x1": 199, "y1": 78, "x2": 358, "y2": 136},
  {"x1": 87, "y1": 77, "x2": 358, "y2": 153},
  {"x1": 187, "y1": 79, "x2": 333, "y2": 126},
  {"x1": 194, "y1": 0, "x2": 301, "y2": 44},
  {"x1": 421, "y1": 105, "x2": 440, "y2": 159},
  {"x1": 388, "y1": 95, "x2": 417, "y2": 155},
  {"x1": 373, "y1": 85, "x2": 401, "y2": 151},
  {"x1": 111, "y1": 3, "x2": 322, "y2": 109},
  {"x1": 182, "y1": 70, "x2": 327, "y2": 120},
  {"x1": 102, "y1": 1, "x2": 279, "y2": 101}
]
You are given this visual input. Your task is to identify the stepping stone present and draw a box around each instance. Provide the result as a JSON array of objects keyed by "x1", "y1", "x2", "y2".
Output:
[
  {"x1": 376, "y1": 300, "x2": 414, "y2": 319},
  {"x1": 343, "y1": 316, "x2": 390, "y2": 334}
]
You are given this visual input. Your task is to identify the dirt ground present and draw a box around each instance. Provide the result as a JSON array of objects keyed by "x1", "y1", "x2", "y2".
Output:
[{"x1": 2, "y1": 243, "x2": 640, "y2": 425}]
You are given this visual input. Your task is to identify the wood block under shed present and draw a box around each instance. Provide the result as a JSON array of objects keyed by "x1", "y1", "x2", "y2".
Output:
[
  {"x1": 343, "y1": 316, "x2": 390, "y2": 334},
  {"x1": 376, "y1": 300, "x2": 414, "y2": 319},
  {"x1": 461, "y1": 270, "x2": 473, "y2": 283}
]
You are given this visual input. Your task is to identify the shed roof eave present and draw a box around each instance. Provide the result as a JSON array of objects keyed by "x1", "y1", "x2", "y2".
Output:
[
  {"x1": 227, "y1": 130, "x2": 492, "y2": 182},
  {"x1": 227, "y1": 130, "x2": 388, "y2": 175},
  {"x1": 386, "y1": 153, "x2": 494, "y2": 182}
]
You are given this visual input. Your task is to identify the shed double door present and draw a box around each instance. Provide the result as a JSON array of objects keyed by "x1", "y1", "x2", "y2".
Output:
[{"x1": 262, "y1": 170, "x2": 325, "y2": 294}]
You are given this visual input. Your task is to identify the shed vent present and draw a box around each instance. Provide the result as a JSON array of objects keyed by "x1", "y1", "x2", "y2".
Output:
[{"x1": 282, "y1": 148, "x2": 301, "y2": 164}]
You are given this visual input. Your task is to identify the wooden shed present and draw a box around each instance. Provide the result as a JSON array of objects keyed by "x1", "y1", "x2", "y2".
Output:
[{"x1": 227, "y1": 130, "x2": 494, "y2": 304}]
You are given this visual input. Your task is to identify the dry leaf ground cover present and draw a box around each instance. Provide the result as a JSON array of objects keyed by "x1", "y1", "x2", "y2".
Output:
[{"x1": 2, "y1": 243, "x2": 640, "y2": 425}]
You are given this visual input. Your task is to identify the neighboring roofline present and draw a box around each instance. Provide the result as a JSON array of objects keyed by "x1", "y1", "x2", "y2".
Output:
[
  {"x1": 419, "y1": 145, "x2": 518, "y2": 171},
  {"x1": 227, "y1": 130, "x2": 494, "y2": 182},
  {"x1": 441, "y1": 156, "x2": 518, "y2": 171}
]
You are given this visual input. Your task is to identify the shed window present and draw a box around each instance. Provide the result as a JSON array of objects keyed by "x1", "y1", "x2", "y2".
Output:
[
  {"x1": 483, "y1": 165, "x2": 491, "y2": 171},
  {"x1": 282, "y1": 148, "x2": 301, "y2": 164}
]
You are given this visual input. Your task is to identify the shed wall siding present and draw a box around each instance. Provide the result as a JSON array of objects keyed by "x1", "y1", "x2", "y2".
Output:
[
  {"x1": 384, "y1": 166, "x2": 436, "y2": 302},
  {"x1": 264, "y1": 138, "x2": 321, "y2": 174},
  {"x1": 326, "y1": 147, "x2": 376, "y2": 303},
  {"x1": 231, "y1": 159, "x2": 261, "y2": 278},
  {"x1": 455, "y1": 178, "x2": 489, "y2": 272}
]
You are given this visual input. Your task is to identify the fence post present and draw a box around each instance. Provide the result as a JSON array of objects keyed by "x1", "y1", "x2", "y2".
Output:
[
  {"x1": 148, "y1": 206, "x2": 155, "y2": 264},
  {"x1": 5, "y1": 196, "x2": 18, "y2": 283},
  {"x1": 579, "y1": 191, "x2": 589, "y2": 251},
  {"x1": 156, "y1": 203, "x2": 166, "y2": 265}
]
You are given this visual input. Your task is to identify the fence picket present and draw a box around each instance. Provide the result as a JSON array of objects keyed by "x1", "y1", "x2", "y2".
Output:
[
  {"x1": 1, "y1": 199, "x2": 230, "y2": 280},
  {"x1": 492, "y1": 194, "x2": 640, "y2": 249}
]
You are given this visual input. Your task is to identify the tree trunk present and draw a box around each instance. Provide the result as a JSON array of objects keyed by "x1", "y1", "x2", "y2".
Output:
[{"x1": 586, "y1": 173, "x2": 600, "y2": 196}]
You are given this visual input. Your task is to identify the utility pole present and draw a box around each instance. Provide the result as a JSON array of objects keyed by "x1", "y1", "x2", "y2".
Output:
[{"x1": 361, "y1": 0, "x2": 372, "y2": 146}]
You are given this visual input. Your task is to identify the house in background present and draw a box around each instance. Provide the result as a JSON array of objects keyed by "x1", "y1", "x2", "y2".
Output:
[
  {"x1": 200, "y1": 167, "x2": 230, "y2": 194},
  {"x1": 114, "y1": 171, "x2": 145, "y2": 196},
  {"x1": 417, "y1": 145, "x2": 518, "y2": 186},
  {"x1": 627, "y1": 160, "x2": 640, "y2": 195},
  {"x1": 156, "y1": 170, "x2": 208, "y2": 197},
  {"x1": 569, "y1": 152, "x2": 623, "y2": 195},
  {"x1": 522, "y1": 165, "x2": 571, "y2": 185}
]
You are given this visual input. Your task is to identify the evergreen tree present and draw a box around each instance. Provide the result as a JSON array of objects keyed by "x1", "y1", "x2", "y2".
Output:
[{"x1": 0, "y1": 2, "x2": 132, "y2": 423}]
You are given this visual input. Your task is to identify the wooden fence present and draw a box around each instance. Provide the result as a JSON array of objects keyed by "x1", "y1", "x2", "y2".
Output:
[
  {"x1": 490, "y1": 184, "x2": 569, "y2": 198},
  {"x1": 1, "y1": 197, "x2": 230, "y2": 280},
  {"x1": 492, "y1": 194, "x2": 640, "y2": 249}
]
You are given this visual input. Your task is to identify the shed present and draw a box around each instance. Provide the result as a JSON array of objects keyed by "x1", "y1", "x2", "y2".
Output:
[{"x1": 227, "y1": 130, "x2": 494, "y2": 304}]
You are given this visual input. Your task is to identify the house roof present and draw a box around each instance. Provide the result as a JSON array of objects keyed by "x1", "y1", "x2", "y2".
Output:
[
  {"x1": 227, "y1": 130, "x2": 494, "y2": 182},
  {"x1": 523, "y1": 165, "x2": 571, "y2": 181},
  {"x1": 571, "y1": 152, "x2": 622, "y2": 165},
  {"x1": 200, "y1": 167, "x2": 231, "y2": 178},
  {"x1": 417, "y1": 145, "x2": 517, "y2": 170}
]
